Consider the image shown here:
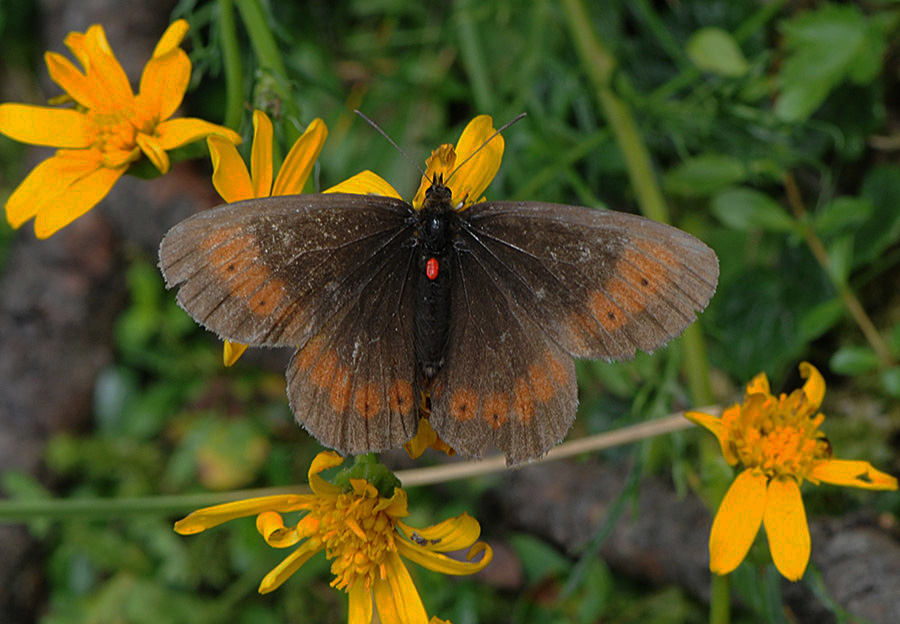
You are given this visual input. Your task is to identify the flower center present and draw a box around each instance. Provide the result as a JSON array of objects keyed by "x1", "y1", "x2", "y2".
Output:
[
  {"x1": 725, "y1": 391, "x2": 831, "y2": 480},
  {"x1": 313, "y1": 492, "x2": 396, "y2": 591},
  {"x1": 87, "y1": 109, "x2": 142, "y2": 167}
]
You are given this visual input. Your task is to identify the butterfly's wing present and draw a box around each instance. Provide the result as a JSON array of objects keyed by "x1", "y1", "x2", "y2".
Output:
[
  {"x1": 159, "y1": 193, "x2": 421, "y2": 453},
  {"x1": 428, "y1": 201, "x2": 718, "y2": 464}
]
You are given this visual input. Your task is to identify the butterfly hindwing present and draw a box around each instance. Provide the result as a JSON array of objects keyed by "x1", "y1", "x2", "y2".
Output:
[
  {"x1": 428, "y1": 227, "x2": 579, "y2": 465},
  {"x1": 285, "y1": 232, "x2": 421, "y2": 454}
]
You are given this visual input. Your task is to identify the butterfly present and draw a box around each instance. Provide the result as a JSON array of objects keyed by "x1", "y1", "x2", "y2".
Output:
[{"x1": 159, "y1": 116, "x2": 718, "y2": 465}]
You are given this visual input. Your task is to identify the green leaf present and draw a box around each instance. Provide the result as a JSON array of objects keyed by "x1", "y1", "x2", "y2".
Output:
[
  {"x1": 825, "y1": 234, "x2": 854, "y2": 285},
  {"x1": 711, "y1": 187, "x2": 795, "y2": 232},
  {"x1": 880, "y1": 367, "x2": 900, "y2": 398},
  {"x1": 776, "y1": 4, "x2": 887, "y2": 121},
  {"x1": 811, "y1": 196, "x2": 872, "y2": 238},
  {"x1": 663, "y1": 154, "x2": 746, "y2": 197},
  {"x1": 686, "y1": 27, "x2": 749, "y2": 77},
  {"x1": 830, "y1": 346, "x2": 881, "y2": 376},
  {"x1": 854, "y1": 165, "x2": 900, "y2": 266}
]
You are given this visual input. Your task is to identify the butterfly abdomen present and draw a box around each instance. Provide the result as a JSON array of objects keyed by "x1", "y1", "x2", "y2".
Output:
[{"x1": 414, "y1": 183, "x2": 458, "y2": 378}]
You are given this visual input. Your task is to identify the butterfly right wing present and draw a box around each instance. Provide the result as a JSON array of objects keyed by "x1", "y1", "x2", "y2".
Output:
[{"x1": 160, "y1": 193, "x2": 422, "y2": 454}]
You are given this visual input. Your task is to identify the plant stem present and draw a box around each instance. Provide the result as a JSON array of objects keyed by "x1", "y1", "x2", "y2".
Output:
[
  {"x1": 560, "y1": 0, "x2": 715, "y2": 405},
  {"x1": 218, "y1": 0, "x2": 245, "y2": 132},
  {"x1": 0, "y1": 412, "x2": 710, "y2": 520},
  {"x1": 783, "y1": 172, "x2": 896, "y2": 367},
  {"x1": 710, "y1": 573, "x2": 731, "y2": 624}
]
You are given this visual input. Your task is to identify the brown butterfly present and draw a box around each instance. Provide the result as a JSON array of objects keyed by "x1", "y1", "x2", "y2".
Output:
[{"x1": 159, "y1": 116, "x2": 718, "y2": 465}]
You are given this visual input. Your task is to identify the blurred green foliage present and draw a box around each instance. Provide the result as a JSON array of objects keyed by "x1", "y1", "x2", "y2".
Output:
[{"x1": 1, "y1": 0, "x2": 900, "y2": 622}]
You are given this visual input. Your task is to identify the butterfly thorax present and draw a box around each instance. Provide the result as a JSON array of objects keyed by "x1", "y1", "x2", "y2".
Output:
[{"x1": 414, "y1": 178, "x2": 459, "y2": 379}]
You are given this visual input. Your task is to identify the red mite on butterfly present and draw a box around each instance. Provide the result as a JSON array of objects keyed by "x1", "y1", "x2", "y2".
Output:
[{"x1": 158, "y1": 115, "x2": 719, "y2": 466}]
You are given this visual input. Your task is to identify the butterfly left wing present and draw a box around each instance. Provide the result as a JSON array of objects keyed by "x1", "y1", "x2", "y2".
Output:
[{"x1": 429, "y1": 201, "x2": 718, "y2": 464}]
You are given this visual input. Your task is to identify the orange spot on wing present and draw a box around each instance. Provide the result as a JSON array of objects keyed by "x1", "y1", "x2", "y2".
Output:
[
  {"x1": 566, "y1": 312, "x2": 604, "y2": 351},
  {"x1": 482, "y1": 393, "x2": 509, "y2": 429},
  {"x1": 449, "y1": 388, "x2": 479, "y2": 422},
  {"x1": 295, "y1": 337, "x2": 324, "y2": 371},
  {"x1": 311, "y1": 350, "x2": 338, "y2": 388},
  {"x1": 354, "y1": 383, "x2": 383, "y2": 420},
  {"x1": 544, "y1": 350, "x2": 569, "y2": 384},
  {"x1": 329, "y1": 366, "x2": 352, "y2": 412},
  {"x1": 528, "y1": 362, "x2": 555, "y2": 402},
  {"x1": 589, "y1": 291, "x2": 627, "y2": 332},
  {"x1": 388, "y1": 379, "x2": 415, "y2": 415},
  {"x1": 601, "y1": 274, "x2": 644, "y2": 316},
  {"x1": 513, "y1": 378, "x2": 535, "y2": 423},
  {"x1": 231, "y1": 264, "x2": 269, "y2": 298},
  {"x1": 617, "y1": 246, "x2": 664, "y2": 296},
  {"x1": 248, "y1": 278, "x2": 287, "y2": 316},
  {"x1": 199, "y1": 226, "x2": 242, "y2": 251}
]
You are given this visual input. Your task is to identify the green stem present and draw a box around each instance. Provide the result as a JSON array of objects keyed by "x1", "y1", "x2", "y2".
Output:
[
  {"x1": 561, "y1": 0, "x2": 714, "y2": 405},
  {"x1": 561, "y1": 0, "x2": 669, "y2": 224},
  {"x1": 218, "y1": 0, "x2": 245, "y2": 132},
  {"x1": 234, "y1": 0, "x2": 302, "y2": 146},
  {"x1": 710, "y1": 573, "x2": 731, "y2": 624}
]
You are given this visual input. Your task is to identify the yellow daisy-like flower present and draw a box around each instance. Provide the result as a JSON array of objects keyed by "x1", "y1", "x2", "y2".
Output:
[
  {"x1": 326, "y1": 114, "x2": 503, "y2": 211},
  {"x1": 686, "y1": 362, "x2": 898, "y2": 581},
  {"x1": 175, "y1": 451, "x2": 492, "y2": 624},
  {"x1": 0, "y1": 20, "x2": 241, "y2": 239},
  {"x1": 208, "y1": 110, "x2": 328, "y2": 366},
  {"x1": 326, "y1": 115, "x2": 504, "y2": 458}
]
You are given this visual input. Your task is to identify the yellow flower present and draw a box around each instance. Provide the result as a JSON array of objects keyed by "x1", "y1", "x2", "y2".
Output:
[
  {"x1": 0, "y1": 20, "x2": 241, "y2": 239},
  {"x1": 175, "y1": 451, "x2": 492, "y2": 624},
  {"x1": 208, "y1": 110, "x2": 328, "y2": 366},
  {"x1": 326, "y1": 114, "x2": 503, "y2": 211},
  {"x1": 326, "y1": 115, "x2": 504, "y2": 458},
  {"x1": 687, "y1": 362, "x2": 898, "y2": 581}
]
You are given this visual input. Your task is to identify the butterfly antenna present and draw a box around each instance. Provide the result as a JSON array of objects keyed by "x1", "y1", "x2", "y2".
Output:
[
  {"x1": 354, "y1": 110, "x2": 429, "y2": 181},
  {"x1": 445, "y1": 112, "x2": 527, "y2": 185}
]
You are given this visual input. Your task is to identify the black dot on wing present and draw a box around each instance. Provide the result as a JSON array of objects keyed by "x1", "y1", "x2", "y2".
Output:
[
  {"x1": 227, "y1": 264, "x2": 236, "y2": 272},
  {"x1": 608, "y1": 312, "x2": 616, "y2": 320},
  {"x1": 641, "y1": 277, "x2": 649, "y2": 286}
]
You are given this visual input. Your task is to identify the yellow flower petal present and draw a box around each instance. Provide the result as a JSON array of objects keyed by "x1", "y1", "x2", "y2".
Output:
[
  {"x1": 256, "y1": 510, "x2": 303, "y2": 548},
  {"x1": 798, "y1": 362, "x2": 825, "y2": 413},
  {"x1": 744, "y1": 371, "x2": 770, "y2": 396},
  {"x1": 208, "y1": 135, "x2": 253, "y2": 203},
  {"x1": 136, "y1": 133, "x2": 170, "y2": 174},
  {"x1": 272, "y1": 118, "x2": 328, "y2": 196},
  {"x1": 250, "y1": 110, "x2": 274, "y2": 198},
  {"x1": 31, "y1": 159, "x2": 124, "y2": 239},
  {"x1": 5, "y1": 151, "x2": 95, "y2": 228},
  {"x1": 152, "y1": 19, "x2": 190, "y2": 58},
  {"x1": 397, "y1": 512, "x2": 481, "y2": 553},
  {"x1": 685, "y1": 407, "x2": 735, "y2": 463},
  {"x1": 396, "y1": 536, "x2": 493, "y2": 576},
  {"x1": 348, "y1": 581, "x2": 373, "y2": 624},
  {"x1": 447, "y1": 115, "x2": 503, "y2": 208},
  {"x1": 412, "y1": 144, "x2": 456, "y2": 208},
  {"x1": 223, "y1": 341, "x2": 248, "y2": 367},
  {"x1": 258, "y1": 540, "x2": 322, "y2": 594},
  {"x1": 156, "y1": 117, "x2": 241, "y2": 151},
  {"x1": 307, "y1": 451, "x2": 345, "y2": 497},
  {"x1": 809, "y1": 459, "x2": 899, "y2": 491},
  {"x1": 324, "y1": 170, "x2": 403, "y2": 198},
  {"x1": 373, "y1": 551, "x2": 428, "y2": 624},
  {"x1": 763, "y1": 476, "x2": 810, "y2": 581},
  {"x1": 137, "y1": 46, "x2": 190, "y2": 123},
  {"x1": 44, "y1": 51, "x2": 97, "y2": 110},
  {"x1": 709, "y1": 469, "x2": 767, "y2": 576},
  {"x1": 81, "y1": 25, "x2": 135, "y2": 110},
  {"x1": 0, "y1": 103, "x2": 91, "y2": 148},
  {"x1": 63, "y1": 31, "x2": 89, "y2": 70},
  {"x1": 174, "y1": 494, "x2": 314, "y2": 535}
]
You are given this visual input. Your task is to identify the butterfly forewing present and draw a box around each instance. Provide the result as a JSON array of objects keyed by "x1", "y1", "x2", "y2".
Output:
[
  {"x1": 457, "y1": 201, "x2": 719, "y2": 361},
  {"x1": 159, "y1": 193, "x2": 415, "y2": 348}
]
